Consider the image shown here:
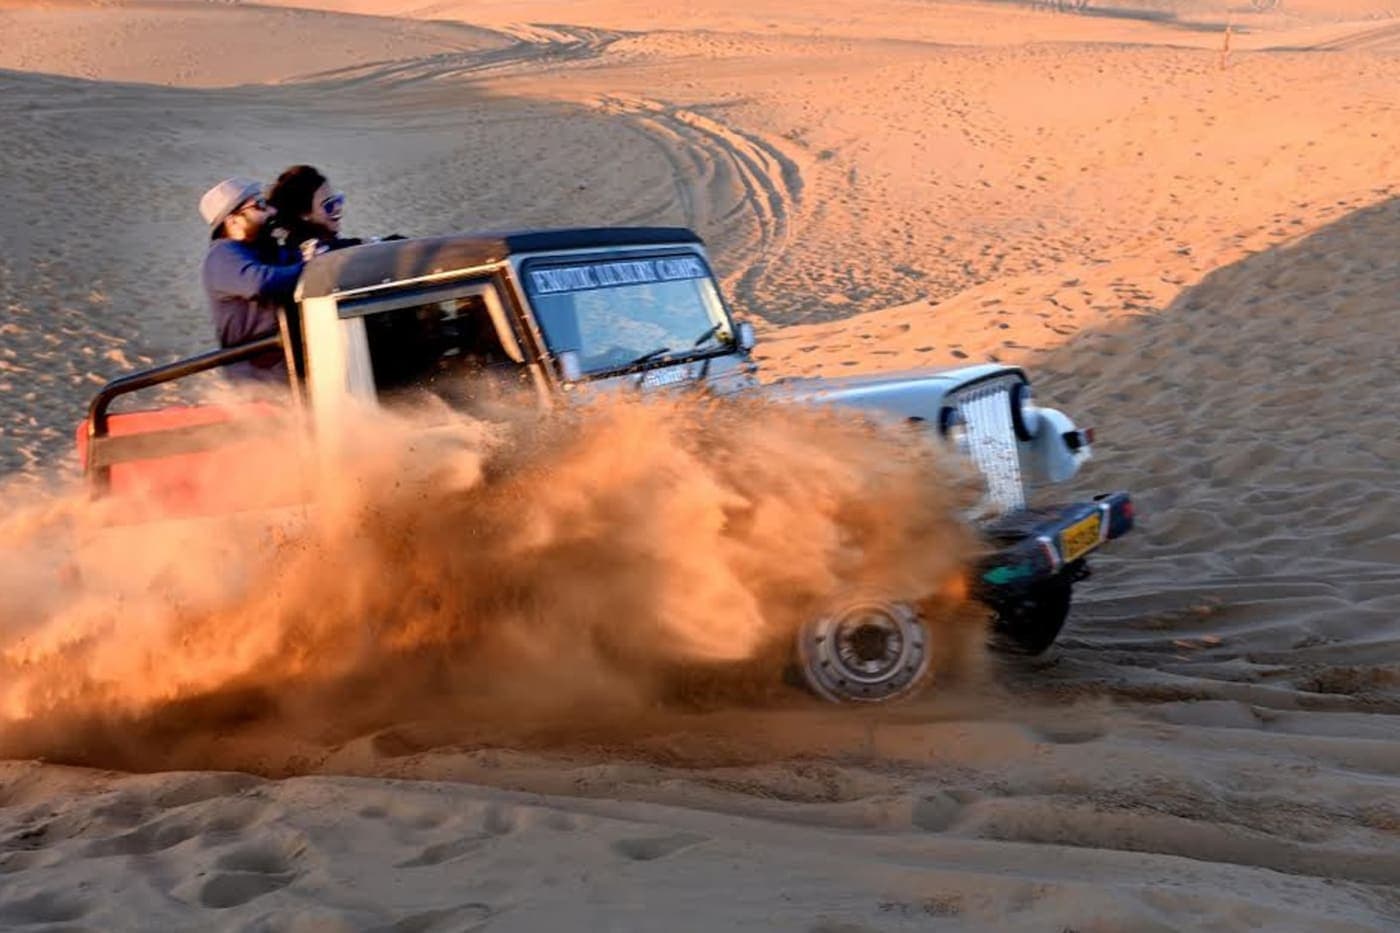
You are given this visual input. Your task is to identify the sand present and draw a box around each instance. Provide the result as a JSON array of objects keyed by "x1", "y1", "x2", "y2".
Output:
[{"x1": 1, "y1": 0, "x2": 1398, "y2": 928}]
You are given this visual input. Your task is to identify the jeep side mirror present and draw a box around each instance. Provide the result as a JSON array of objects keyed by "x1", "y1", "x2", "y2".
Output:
[
  {"x1": 556, "y1": 349, "x2": 583, "y2": 382},
  {"x1": 736, "y1": 321, "x2": 756, "y2": 352}
]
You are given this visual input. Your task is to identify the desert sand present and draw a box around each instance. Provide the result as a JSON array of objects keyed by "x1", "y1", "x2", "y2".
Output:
[{"x1": 1, "y1": 0, "x2": 1398, "y2": 929}]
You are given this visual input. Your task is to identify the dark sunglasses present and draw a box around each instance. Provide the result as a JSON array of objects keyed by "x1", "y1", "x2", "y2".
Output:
[
  {"x1": 236, "y1": 196, "x2": 269, "y2": 215},
  {"x1": 321, "y1": 193, "x2": 346, "y2": 215}
]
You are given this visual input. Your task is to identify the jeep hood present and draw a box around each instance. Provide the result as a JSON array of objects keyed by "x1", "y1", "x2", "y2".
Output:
[{"x1": 756, "y1": 363, "x2": 1024, "y2": 421}]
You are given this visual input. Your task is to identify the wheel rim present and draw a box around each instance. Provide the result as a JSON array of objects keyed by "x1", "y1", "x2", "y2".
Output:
[{"x1": 796, "y1": 600, "x2": 931, "y2": 703}]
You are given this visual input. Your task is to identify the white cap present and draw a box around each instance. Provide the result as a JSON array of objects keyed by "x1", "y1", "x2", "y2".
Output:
[{"x1": 199, "y1": 177, "x2": 263, "y2": 234}]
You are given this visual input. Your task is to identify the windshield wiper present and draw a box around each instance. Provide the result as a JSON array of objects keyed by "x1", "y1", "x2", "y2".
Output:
[
  {"x1": 623, "y1": 346, "x2": 672, "y2": 368},
  {"x1": 621, "y1": 327, "x2": 724, "y2": 372},
  {"x1": 691, "y1": 324, "x2": 723, "y2": 348}
]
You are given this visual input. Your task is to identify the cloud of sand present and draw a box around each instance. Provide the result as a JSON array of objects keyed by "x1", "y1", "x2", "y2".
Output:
[{"x1": 0, "y1": 393, "x2": 983, "y2": 767}]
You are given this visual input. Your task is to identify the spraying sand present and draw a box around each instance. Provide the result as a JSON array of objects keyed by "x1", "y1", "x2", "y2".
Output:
[{"x1": 0, "y1": 397, "x2": 981, "y2": 756}]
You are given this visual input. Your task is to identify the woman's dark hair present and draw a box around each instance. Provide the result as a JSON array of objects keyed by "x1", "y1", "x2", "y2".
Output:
[{"x1": 268, "y1": 164, "x2": 326, "y2": 219}]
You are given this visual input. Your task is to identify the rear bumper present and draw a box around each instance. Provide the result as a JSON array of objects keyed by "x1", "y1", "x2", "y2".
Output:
[{"x1": 972, "y1": 491, "x2": 1134, "y2": 596}]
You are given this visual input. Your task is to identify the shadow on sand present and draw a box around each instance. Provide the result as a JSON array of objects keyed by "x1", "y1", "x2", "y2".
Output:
[{"x1": 1018, "y1": 195, "x2": 1400, "y2": 708}]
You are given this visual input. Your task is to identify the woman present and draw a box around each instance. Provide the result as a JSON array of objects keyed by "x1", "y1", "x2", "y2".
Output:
[{"x1": 267, "y1": 164, "x2": 361, "y2": 259}]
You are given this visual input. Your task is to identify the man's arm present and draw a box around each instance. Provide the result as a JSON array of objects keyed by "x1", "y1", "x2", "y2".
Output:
[{"x1": 202, "y1": 241, "x2": 303, "y2": 302}]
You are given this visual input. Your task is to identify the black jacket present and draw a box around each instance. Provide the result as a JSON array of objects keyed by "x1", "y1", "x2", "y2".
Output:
[{"x1": 277, "y1": 219, "x2": 362, "y2": 257}]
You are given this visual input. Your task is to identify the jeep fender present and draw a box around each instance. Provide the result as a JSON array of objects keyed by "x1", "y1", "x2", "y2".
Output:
[{"x1": 1020, "y1": 405, "x2": 1090, "y2": 484}]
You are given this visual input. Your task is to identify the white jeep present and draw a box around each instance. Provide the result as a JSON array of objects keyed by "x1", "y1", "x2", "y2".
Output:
[{"x1": 80, "y1": 227, "x2": 1133, "y2": 703}]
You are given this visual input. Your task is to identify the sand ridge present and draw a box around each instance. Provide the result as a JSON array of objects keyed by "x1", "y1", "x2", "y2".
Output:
[{"x1": 1, "y1": 0, "x2": 1399, "y2": 929}]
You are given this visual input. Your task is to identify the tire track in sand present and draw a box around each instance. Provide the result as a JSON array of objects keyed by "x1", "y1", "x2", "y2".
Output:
[
  {"x1": 1310, "y1": 21, "x2": 1400, "y2": 52},
  {"x1": 589, "y1": 93, "x2": 803, "y2": 314},
  {"x1": 291, "y1": 24, "x2": 626, "y2": 89},
  {"x1": 295, "y1": 33, "x2": 805, "y2": 314},
  {"x1": 1268, "y1": 20, "x2": 1400, "y2": 53}
]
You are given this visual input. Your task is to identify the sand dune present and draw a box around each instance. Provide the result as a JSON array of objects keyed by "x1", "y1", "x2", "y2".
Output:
[
  {"x1": 1, "y1": 0, "x2": 1398, "y2": 928},
  {"x1": 0, "y1": 1, "x2": 508, "y2": 85}
]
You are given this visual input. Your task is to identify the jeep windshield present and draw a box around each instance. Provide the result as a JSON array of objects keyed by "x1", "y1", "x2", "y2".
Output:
[{"x1": 522, "y1": 253, "x2": 735, "y2": 377}]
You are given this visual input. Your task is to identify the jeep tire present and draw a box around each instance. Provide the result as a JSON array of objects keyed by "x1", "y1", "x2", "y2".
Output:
[
  {"x1": 795, "y1": 599, "x2": 933, "y2": 703},
  {"x1": 989, "y1": 573, "x2": 1074, "y2": 655}
]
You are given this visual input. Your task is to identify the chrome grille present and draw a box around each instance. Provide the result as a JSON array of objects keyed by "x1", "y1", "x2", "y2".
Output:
[{"x1": 948, "y1": 377, "x2": 1026, "y2": 513}]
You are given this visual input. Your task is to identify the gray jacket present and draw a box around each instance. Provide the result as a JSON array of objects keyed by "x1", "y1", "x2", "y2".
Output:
[{"x1": 201, "y1": 238, "x2": 302, "y2": 383}]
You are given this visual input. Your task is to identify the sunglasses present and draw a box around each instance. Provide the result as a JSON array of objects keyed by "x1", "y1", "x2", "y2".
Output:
[
  {"x1": 235, "y1": 196, "x2": 269, "y2": 215},
  {"x1": 321, "y1": 193, "x2": 346, "y2": 215}
]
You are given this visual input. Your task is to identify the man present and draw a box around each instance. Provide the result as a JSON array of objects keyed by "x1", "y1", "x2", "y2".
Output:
[{"x1": 199, "y1": 177, "x2": 303, "y2": 383}]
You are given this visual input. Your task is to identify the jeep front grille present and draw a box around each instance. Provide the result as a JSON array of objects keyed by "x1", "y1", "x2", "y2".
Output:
[{"x1": 948, "y1": 376, "x2": 1026, "y2": 513}]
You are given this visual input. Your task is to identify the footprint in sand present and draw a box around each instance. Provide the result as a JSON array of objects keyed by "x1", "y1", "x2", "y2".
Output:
[
  {"x1": 910, "y1": 792, "x2": 969, "y2": 833},
  {"x1": 368, "y1": 902, "x2": 493, "y2": 933},
  {"x1": 394, "y1": 803, "x2": 522, "y2": 868},
  {"x1": 83, "y1": 815, "x2": 202, "y2": 858},
  {"x1": 214, "y1": 842, "x2": 300, "y2": 875},
  {"x1": 395, "y1": 835, "x2": 489, "y2": 869},
  {"x1": 611, "y1": 831, "x2": 708, "y2": 862},
  {"x1": 190, "y1": 843, "x2": 303, "y2": 908},
  {"x1": 197, "y1": 871, "x2": 295, "y2": 909},
  {"x1": 0, "y1": 890, "x2": 91, "y2": 925},
  {"x1": 84, "y1": 798, "x2": 266, "y2": 858}
]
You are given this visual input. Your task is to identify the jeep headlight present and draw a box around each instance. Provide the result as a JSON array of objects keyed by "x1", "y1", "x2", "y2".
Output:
[{"x1": 1010, "y1": 382, "x2": 1041, "y2": 442}]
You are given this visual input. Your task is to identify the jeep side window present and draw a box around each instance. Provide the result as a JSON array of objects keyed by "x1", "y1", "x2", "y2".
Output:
[{"x1": 361, "y1": 292, "x2": 524, "y2": 413}]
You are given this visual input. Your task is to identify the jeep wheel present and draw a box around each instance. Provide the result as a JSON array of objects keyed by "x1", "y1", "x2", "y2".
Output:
[
  {"x1": 989, "y1": 574, "x2": 1073, "y2": 655},
  {"x1": 795, "y1": 600, "x2": 933, "y2": 703}
]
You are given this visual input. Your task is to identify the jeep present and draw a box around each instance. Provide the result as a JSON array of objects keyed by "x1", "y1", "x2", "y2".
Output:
[{"x1": 79, "y1": 227, "x2": 1133, "y2": 703}]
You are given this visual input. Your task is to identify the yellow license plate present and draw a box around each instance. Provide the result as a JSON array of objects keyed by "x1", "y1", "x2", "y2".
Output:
[{"x1": 1060, "y1": 512, "x2": 1102, "y2": 564}]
